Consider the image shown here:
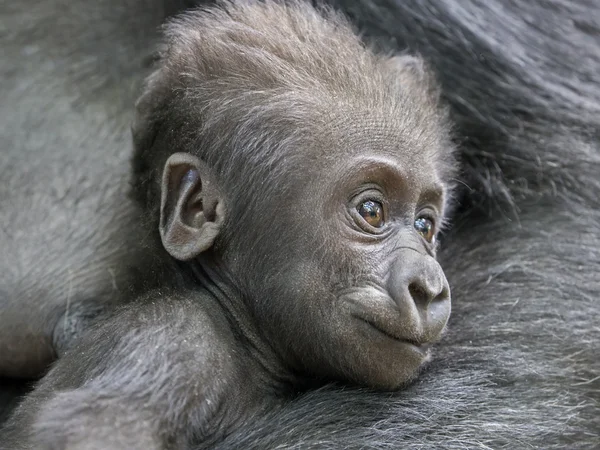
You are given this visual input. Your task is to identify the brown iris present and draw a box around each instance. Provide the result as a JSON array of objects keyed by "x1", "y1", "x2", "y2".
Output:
[
  {"x1": 414, "y1": 217, "x2": 435, "y2": 242},
  {"x1": 358, "y1": 201, "x2": 384, "y2": 228}
]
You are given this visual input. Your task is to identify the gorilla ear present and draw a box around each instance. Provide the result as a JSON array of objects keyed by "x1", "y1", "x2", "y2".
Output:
[
  {"x1": 386, "y1": 54, "x2": 428, "y2": 77},
  {"x1": 386, "y1": 54, "x2": 440, "y2": 99},
  {"x1": 159, "y1": 153, "x2": 225, "y2": 261}
]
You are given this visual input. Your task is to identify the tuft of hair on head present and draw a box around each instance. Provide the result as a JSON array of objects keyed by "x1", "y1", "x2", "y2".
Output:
[{"x1": 131, "y1": 0, "x2": 450, "y2": 221}]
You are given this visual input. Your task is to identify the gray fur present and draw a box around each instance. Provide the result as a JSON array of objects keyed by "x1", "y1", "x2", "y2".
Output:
[
  {"x1": 0, "y1": 0, "x2": 164, "y2": 377},
  {"x1": 0, "y1": 0, "x2": 598, "y2": 448}
]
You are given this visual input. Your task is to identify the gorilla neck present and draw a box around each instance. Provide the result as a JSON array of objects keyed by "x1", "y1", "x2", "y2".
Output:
[{"x1": 188, "y1": 258, "x2": 297, "y2": 390}]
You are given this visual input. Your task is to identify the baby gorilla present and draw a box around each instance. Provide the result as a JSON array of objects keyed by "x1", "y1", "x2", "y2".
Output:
[{"x1": 2, "y1": 0, "x2": 455, "y2": 447}]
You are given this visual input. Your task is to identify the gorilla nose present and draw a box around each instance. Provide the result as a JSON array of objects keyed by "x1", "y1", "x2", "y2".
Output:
[
  {"x1": 408, "y1": 268, "x2": 448, "y2": 308},
  {"x1": 387, "y1": 251, "x2": 451, "y2": 339}
]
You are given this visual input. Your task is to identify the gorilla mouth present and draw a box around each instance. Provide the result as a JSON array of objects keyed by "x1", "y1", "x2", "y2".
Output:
[{"x1": 356, "y1": 317, "x2": 429, "y2": 352}]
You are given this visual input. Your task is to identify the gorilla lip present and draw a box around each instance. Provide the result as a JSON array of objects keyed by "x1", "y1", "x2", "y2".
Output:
[{"x1": 356, "y1": 316, "x2": 429, "y2": 352}]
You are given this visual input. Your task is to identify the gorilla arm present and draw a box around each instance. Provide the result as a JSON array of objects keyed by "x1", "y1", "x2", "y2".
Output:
[{"x1": 1, "y1": 293, "x2": 270, "y2": 450}]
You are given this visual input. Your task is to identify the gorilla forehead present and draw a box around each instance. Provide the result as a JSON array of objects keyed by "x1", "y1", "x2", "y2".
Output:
[
  {"x1": 311, "y1": 104, "x2": 452, "y2": 174},
  {"x1": 243, "y1": 101, "x2": 453, "y2": 206}
]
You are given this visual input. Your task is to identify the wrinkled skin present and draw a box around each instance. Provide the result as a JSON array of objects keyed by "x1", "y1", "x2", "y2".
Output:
[{"x1": 1, "y1": 0, "x2": 599, "y2": 449}]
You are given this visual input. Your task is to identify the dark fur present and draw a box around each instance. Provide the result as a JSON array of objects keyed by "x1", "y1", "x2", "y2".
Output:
[{"x1": 1, "y1": 0, "x2": 599, "y2": 449}]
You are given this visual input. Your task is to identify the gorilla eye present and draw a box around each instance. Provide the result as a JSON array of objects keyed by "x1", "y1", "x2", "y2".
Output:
[
  {"x1": 415, "y1": 216, "x2": 435, "y2": 242},
  {"x1": 358, "y1": 201, "x2": 384, "y2": 228}
]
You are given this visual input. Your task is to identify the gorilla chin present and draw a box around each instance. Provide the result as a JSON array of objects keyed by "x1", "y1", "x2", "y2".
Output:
[{"x1": 344, "y1": 324, "x2": 434, "y2": 390}]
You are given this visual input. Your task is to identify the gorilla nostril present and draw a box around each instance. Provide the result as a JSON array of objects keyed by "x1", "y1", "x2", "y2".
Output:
[
  {"x1": 408, "y1": 282, "x2": 430, "y2": 307},
  {"x1": 408, "y1": 281, "x2": 446, "y2": 308}
]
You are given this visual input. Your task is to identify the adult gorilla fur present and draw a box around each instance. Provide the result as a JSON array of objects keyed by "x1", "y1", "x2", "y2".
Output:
[{"x1": 1, "y1": 0, "x2": 598, "y2": 448}]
